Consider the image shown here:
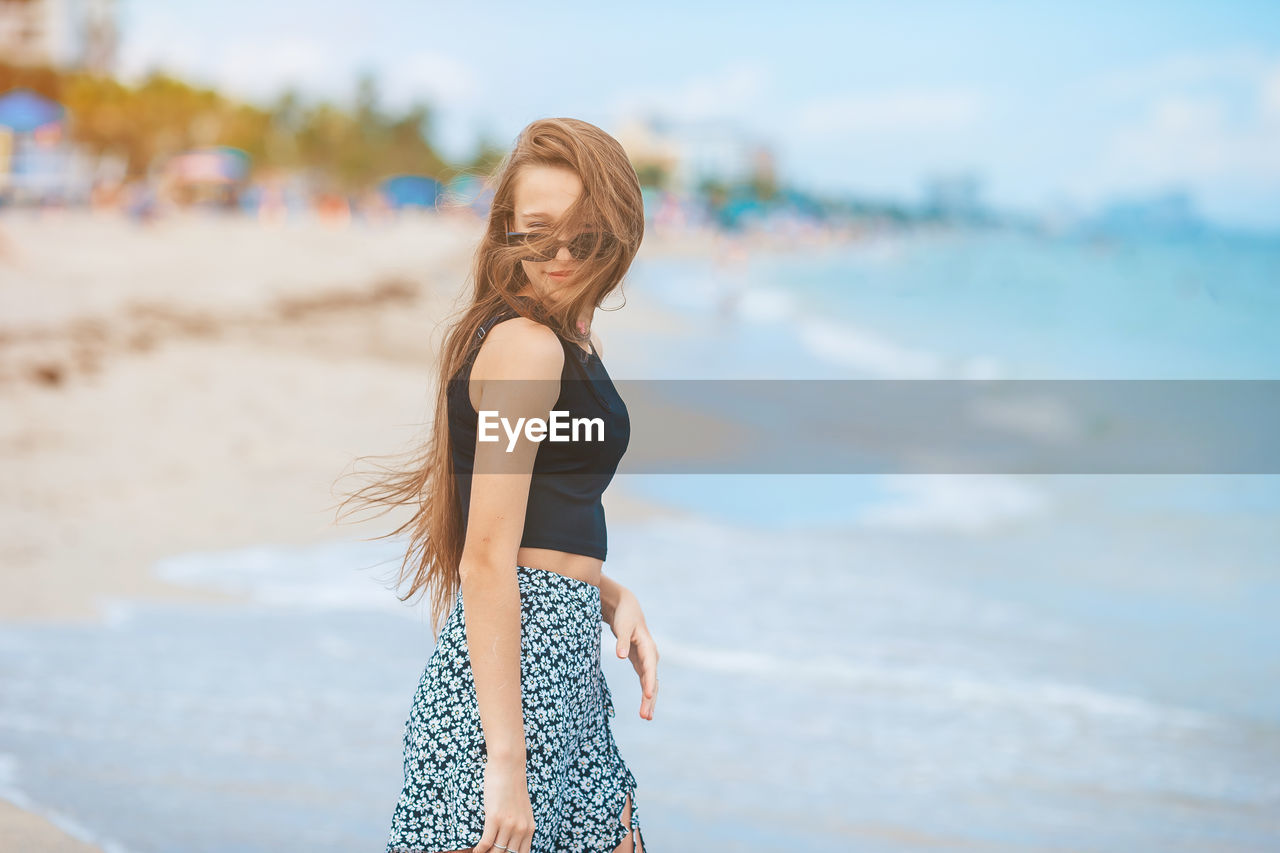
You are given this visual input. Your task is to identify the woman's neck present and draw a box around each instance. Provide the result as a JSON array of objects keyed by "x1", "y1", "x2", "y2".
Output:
[{"x1": 511, "y1": 287, "x2": 591, "y2": 335}]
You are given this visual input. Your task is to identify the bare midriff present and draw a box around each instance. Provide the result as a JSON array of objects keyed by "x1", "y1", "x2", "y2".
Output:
[{"x1": 515, "y1": 546, "x2": 604, "y2": 588}]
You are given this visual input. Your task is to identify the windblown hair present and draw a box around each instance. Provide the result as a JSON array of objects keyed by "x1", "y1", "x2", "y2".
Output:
[{"x1": 333, "y1": 117, "x2": 645, "y2": 637}]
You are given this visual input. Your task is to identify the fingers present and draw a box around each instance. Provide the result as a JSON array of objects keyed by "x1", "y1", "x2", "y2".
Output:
[
  {"x1": 617, "y1": 628, "x2": 661, "y2": 720},
  {"x1": 638, "y1": 637, "x2": 659, "y2": 721},
  {"x1": 640, "y1": 667, "x2": 658, "y2": 720},
  {"x1": 474, "y1": 827, "x2": 533, "y2": 851},
  {"x1": 495, "y1": 830, "x2": 529, "y2": 853},
  {"x1": 474, "y1": 820, "x2": 534, "y2": 853}
]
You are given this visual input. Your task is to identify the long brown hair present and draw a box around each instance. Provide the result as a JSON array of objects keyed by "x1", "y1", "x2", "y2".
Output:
[{"x1": 332, "y1": 117, "x2": 645, "y2": 636}]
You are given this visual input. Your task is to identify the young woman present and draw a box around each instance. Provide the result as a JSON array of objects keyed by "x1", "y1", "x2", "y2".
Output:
[{"x1": 342, "y1": 118, "x2": 658, "y2": 853}]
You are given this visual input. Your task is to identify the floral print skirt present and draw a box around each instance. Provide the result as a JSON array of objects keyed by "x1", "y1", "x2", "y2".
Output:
[{"x1": 385, "y1": 565, "x2": 647, "y2": 853}]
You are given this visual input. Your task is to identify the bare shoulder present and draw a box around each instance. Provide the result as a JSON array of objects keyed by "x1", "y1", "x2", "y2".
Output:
[
  {"x1": 590, "y1": 330, "x2": 604, "y2": 359},
  {"x1": 473, "y1": 316, "x2": 564, "y2": 380}
]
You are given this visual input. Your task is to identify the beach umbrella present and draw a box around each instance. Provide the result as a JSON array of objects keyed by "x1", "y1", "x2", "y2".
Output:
[
  {"x1": 0, "y1": 88, "x2": 66, "y2": 132},
  {"x1": 445, "y1": 173, "x2": 483, "y2": 203},
  {"x1": 379, "y1": 174, "x2": 441, "y2": 209}
]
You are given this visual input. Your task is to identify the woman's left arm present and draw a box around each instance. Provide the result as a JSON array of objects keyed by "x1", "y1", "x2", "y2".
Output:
[{"x1": 599, "y1": 573, "x2": 660, "y2": 721}]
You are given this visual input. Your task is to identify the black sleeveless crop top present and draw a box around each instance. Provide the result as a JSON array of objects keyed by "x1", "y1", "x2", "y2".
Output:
[{"x1": 448, "y1": 305, "x2": 630, "y2": 561}]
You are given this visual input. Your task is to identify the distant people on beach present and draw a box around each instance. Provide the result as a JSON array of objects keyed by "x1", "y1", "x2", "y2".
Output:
[{"x1": 124, "y1": 180, "x2": 158, "y2": 224}]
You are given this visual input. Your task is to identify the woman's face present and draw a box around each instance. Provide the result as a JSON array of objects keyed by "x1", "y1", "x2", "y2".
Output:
[{"x1": 510, "y1": 164, "x2": 584, "y2": 306}]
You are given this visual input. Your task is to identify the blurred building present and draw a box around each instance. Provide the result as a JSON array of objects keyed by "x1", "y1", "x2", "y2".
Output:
[
  {"x1": 749, "y1": 144, "x2": 777, "y2": 194},
  {"x1": 616, "y1": 114, "x2": 774, "y2": 195},
  {"x1": 0, "y1": 0, "x2": 118, "y2": 73},
  {"x1": 921, "y1": 172, "x2": 985, "y2": 223},
  {"x1": 1088, "y1": 189, "x2": 1207, "y2": 239},
  {"x1": 614, "y1": 115, "x2": 681, "y2": 190}
]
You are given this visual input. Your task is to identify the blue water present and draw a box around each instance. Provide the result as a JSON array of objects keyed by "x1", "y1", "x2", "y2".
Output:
[
  {"x1": 2, "y1": 227, "x2": 1278, "y2": 851},
  {"x1": 626, "y1": 227, "x2": 1280, "y2": 380},
  {"x1": 780, "y1": 230, "x2": 1280, "y2": 380}
]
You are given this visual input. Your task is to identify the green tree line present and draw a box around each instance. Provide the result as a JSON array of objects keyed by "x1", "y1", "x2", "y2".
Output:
[{"x1": 0, "y1": 62, "x2": 494, "y2": 192}]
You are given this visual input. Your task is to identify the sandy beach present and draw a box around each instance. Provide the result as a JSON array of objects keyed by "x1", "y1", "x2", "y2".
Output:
[
  {"x1": 0, "y1": 209, "x2": 684, "y2": 623},
  {"x1": 0, "y1": 209, "x2": 685, "y2": 850}
]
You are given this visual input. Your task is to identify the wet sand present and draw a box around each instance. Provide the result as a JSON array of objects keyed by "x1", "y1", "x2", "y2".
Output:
[{"x1": 0, "y1": 798, "x2": 102, "y2": 852}]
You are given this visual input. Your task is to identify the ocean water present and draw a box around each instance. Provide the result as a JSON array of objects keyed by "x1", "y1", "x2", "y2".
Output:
[
  {"x1": 2, "y1": 227, "x2": 1279, "y2": 852},
  {"x1": 622, "y1": 228, "x2": 1280, "y2": 381}
]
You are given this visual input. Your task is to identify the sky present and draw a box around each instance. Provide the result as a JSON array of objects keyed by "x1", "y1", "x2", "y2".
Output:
[{"x1": 117, "y1": 0, "x2": 1280, "y2": 231}]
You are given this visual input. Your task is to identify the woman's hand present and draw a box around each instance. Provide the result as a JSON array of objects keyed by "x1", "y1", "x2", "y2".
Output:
[
  {"x1": 473, "y1": 755, "x2": 535, "y2": 853},
  {"x1": 606, "y1": 586, "x2": 660, "y2": 721}
]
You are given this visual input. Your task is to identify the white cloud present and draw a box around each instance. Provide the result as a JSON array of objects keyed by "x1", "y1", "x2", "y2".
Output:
[
  {"x1": 380, "y1": 51, "x2": 481, "y2": 111},
  {"x1": 1086, "y1": 47, "x2": 1276, "y2": 100},
  {"x1": 611, "y1": 62, "x2": 772, "y2": 123},
  {"x1": 1063, "y1": 51, "x2": 1280, "y2": 221},
  {"x1": 1095, "y1": 67, "x2": 1280, "y2": 185},
  {"x1": 790, "y1": 88, "x2": 985, "y2": 136},
  {"x1": 115, "y1": 10, "x2": 192, "y2": 85},
  {"x1": 117, "y1": 16, "x2": 338, "y2": 105},
  {"x1": 212, "y1": 36, "x2": 331, "y2": 103},
  {"x1": 1263, "y1": 65, "x2": 1280, "y2": 121}
]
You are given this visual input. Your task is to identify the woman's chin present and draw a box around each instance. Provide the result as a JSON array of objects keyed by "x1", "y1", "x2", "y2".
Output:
[{"x1": 543, "y1": 278, "x2": 574, "y2": 297}]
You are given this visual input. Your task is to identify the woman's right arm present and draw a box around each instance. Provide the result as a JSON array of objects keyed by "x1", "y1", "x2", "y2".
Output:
[{"x1": 456, "y1": 317, "x2": 563, "y2": 849}]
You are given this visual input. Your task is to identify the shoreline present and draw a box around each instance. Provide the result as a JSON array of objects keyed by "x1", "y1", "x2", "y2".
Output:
[{"x1": 0, "y1": 798, "x2": 105, "y2": 853}]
